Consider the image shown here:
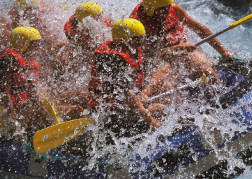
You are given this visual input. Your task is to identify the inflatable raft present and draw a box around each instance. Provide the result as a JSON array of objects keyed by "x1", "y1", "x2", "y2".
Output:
[{"x1": 1, "y1": 58, "x2": 252, "y2": 179}]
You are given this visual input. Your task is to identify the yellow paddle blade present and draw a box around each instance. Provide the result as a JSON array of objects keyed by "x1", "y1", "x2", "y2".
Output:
[
  {"x1": 0, "y1": 107, "x2": 12, "y2": 135},
  {"x1": 41, "y1": 98, "x2": 60, "y2": 124},
  {"x1": 33, "y1": 118, "x2": 95, "y2": 154}
]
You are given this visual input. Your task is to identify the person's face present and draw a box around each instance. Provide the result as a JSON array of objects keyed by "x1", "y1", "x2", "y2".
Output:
[
  {"x1": 24, "y1": 39, "x2": 44, "y2": 55},
  {"x1": 76, "y1": 23, "x2": 94, "y2": 47},
  {"x1": 127, "y1": 35, "x2": 144, "y2": 49},
  {"x1": 153, "y1": 5, "x2": 170, "y2": 21}
]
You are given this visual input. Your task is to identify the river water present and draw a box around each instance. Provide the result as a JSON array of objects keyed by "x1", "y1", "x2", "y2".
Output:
[{"x1": 1, "y1": 0, "x2": 252, "y2": 178}]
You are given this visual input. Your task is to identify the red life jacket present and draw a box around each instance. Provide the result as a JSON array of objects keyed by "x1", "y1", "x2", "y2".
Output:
[
  {"x1": 130, "y1": 3, "x2": 186, "y2": 46},
  {"x1": 0, "y1": 49, "x2": 39, "y2": 107},
  {"x1": 87, "y1": 41, "x2": 144, "y2": 108},
  {"x1": 64, "y1": 14, "x2": 114, "y2": 43},
  {"x1": 27, "y1": 60, "x2": 41, "y2": 84},
  {"x1": 64, "y1": 14, "x2": 76, "y2": 40}
]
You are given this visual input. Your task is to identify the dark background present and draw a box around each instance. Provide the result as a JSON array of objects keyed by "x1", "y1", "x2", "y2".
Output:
[{"x1": 217, "y1": 0, "x2": 252, "y2": 26}]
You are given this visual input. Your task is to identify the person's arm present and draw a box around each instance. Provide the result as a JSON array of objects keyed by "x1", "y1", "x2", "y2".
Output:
[
  {"x1": 0, "y1": 14, "x2": 9, "y2": 23},
  {"x1": 43, "y1": 40, "x2": 70, "y2": 64},
  {"x1": 157, "y1": 43, "x2": 196, "y2": 57},
  {"x1": 139, "y1": 64, "x2": 174, "y2": 103},
  {"x1": 126, "y1": 90, "x2": 161, "y2": 129},
  {"x1": 172, "y1": 3, "x2": 234, "y2": 61},
  {"x1": 0, "y1": 14, "x2": 12, "y2": 31},
  {"x1": 158, "y1": 44, "x2": 220, "y2": 83},
  {"x1": 50, "y1": 89, "x2": 88, "y2": 108}
]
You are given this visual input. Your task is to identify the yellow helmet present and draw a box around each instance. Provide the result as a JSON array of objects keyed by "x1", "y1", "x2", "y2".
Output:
[
  {"x1": 9, "y1": 27, "x2": 42, "y2": 53},
  {"x1": 143, "y1": 0, "x2": 173, "y2": 16},
  {"x1": 112, "y1": 18, "x2": 146, "y2": 44},
  {"x1": 31, "y1": 0, "x2": 40, "y2": 6},
  {"x1": 15, "y1": 0, "x2": 40, "y2": 9},
  {"x1": 15, "y1": 0, "x2": 31, "y2": 9},
  {"x1": 75, "y1": 1, "x2": 103, "y2": 23}
]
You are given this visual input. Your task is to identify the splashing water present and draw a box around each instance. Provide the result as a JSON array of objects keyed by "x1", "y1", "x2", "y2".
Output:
[{"x1": 1, "y1": 0, "x2": 252, "y2": 178}]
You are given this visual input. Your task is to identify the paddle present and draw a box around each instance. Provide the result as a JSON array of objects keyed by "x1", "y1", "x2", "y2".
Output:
[
  {"x1": 147, "y1": 80, "x2": 201, "y2": 103},
  {"x1": 194, "y1": 13, "x2": 252, "y2": 46},
  {"x1": 41, "y1": 98, "x2": 61, "y2": 124},
  {"x1": 33, "y1": 117, "x2": 95, "y2": 154},
  {"x1": 147, "y1": 60, "x2": 252, "y2": 110}
]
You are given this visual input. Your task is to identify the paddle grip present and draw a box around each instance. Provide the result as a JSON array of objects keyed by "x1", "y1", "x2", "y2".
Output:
[
  {"x1": 195, "y1": 14, "x2": 252, "y2": 47},
  {"x1": 230, "y1": 14, "x2": 252, "y2": 29}
]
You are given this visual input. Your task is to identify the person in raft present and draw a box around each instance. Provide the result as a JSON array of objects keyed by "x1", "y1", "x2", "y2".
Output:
[
  {"x1": 0, "y1": 27, "x2": 54, "y2": 139},
  {"x1": 63, "y1": 1, "x2": 113, "y2": 67},
  {"x1": 50, "y1": 1, "x2": 115, "y2": 111},
  {"x1": 128, "y1": 0, "x2": 222, "y2": 107},
  {"x1": 129, "y1": 0, "x2": 235, "y2": 74},
  {"x1": 7, "y1": 0, "x2": 69, "y2": 83},
  {"x1": 86, "y1": 18, "x2": 163, "y2": 140}
]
